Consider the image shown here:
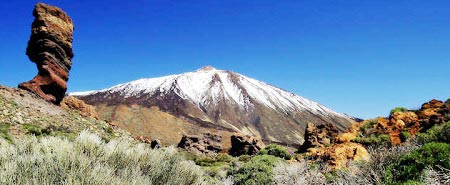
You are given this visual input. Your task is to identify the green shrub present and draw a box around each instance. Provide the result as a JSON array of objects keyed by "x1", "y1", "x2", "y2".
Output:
[
  {"x1": 400, "y1": 132, "x2": 412, "y2": 142},
  {"x1": 352, "y1": 134, "x2": 391, "y2": 146},
  {"x1": 417, "y1": 121, "x2": 450, "y2": 144},
  {"x1": 238, "y1": 155, "x2": 252, "y2": 162},
  {"x1": 259, "y1": 144, "x2": 292, "y2": 160},
  {"x1": 390, "y1": 107, "x2": 408, "y2": 115},
  {"x1": 0, "y1": 123, "x2": 12, "y2": 143},
  {"x1": 389, "y1": 142, "x2": 450, "y2": 183},
  {"x1": 359, "y1": 119, "x2": 378, "y2": 137},
  {"x1": 194, "y1": 153, "x2": 234, "y2": 167},
  {"x1": 0, "y1": 131, "x2": 206, "y2": 185},
  {"x1": 233, "y1": 155, "x2": 280, "y2": 185},
  {"x1": 22, "y1": 124, "x2": 51, "y2": 136}
]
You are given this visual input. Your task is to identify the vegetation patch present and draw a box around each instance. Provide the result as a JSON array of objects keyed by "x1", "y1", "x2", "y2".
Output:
[
  {"x1": 400, "y1": 131, "x2": 412, "y2": 142},
  {"x1": 258, "y1": 144, "x2": 292, "y2": 160},
  {"x1": 0, "y1": 122, "x2": 12, "y2": 143},
  {"x1": 390, "y1": 107, "x2": 408, "y2": 114},
  {"x1": 359, "y1": 119, "x2": 377, "y2": 137},
  {"x1": 387, "y1": 142, "x2": 450, "y2": 184},
  {"x1": 352, "y1": 134, "x2": 391, "y2": 147},
  {"x1": 0, "y1": 132, "x2": 205, "y2": 185},
  {"x1": 417, "y1": 121, "x2": 450, "y2": 144},
  {"x1": 194, "y1": 153, "x2": 234, "y2": 167},
  {"x1": 232, "y1": 155, "x2": 281, "y2": 185}
]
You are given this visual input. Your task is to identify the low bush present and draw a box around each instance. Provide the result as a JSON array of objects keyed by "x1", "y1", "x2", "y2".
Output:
[
  {"x1": 273, "y1": 161, "x2": 325, "y2": 184},
  {"x1": 194, "y1": 153, "x2": 234, "y2": 167},
  {"x1": 359, "y1": 119, "x2": 378, "y2": 137},
  {"x1": 388, "y1": 142, "x2": 450, "y2": 183},
  {"x1": 0, "y1": 131, "x2": 206, "y2": 185},
  {"x1": 390, "y1": 107, "x2": 408, "y2": 115},
  {"x1": 259, "y1": 144, "x2": 292, "y2": 160},
  {"x1": 22, "y1": 123, "x2": 51, "y2": 136},
  {"x1": 417, "y1": 121, "x2": 450, "y2": 144},
  {"x1": 352, "y1": 134, "x2": 391, "y2": 147},
  {"x1": 400, "y1": 131, "x2": 412, "y2": 142},
  {"x1": 0, "y1": 122, "x2": 12, "y2": 142},
  {"x1": 232, "y1": 155, "x2": 281, "y2": 185},
  {"x1": 238, "y1": 155, "x2": 251, "y2": 162},
  {"x1": 422, "y1": 166, "x2": 450, "y2": 184}
]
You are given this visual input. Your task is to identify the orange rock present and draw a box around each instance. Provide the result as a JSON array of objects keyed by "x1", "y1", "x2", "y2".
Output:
[
  {"x1": 308, "y1": 142, "x2": 370, "y2": 170},
  {"x1": 61, "y1": 96, "x2": 99, "y2": 119},
  {"x1": 336, "y1": 133, "x2": 357, "y2": 143}
]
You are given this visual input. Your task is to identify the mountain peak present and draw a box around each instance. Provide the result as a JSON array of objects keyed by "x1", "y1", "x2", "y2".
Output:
[
  {"x1": 73, "y1": 68, "x2": 354, "y2": 146},
  {"x1": 197, "y1": 65, "x2": 217, "y2": 72}
]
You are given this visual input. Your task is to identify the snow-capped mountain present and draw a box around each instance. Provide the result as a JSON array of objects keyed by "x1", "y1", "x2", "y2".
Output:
[{"x1": 73, "y1": 66, "x2": 354, "y2": 147}]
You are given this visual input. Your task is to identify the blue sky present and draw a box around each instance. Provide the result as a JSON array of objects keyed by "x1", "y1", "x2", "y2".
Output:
[{"x1": 1, "y1": 0, "x2": 449, "y2": 119}]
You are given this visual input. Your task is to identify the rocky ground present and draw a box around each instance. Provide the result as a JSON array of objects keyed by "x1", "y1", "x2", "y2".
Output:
[{"x1": 0, "y1": 85, "x2": 129, "y2": 141}]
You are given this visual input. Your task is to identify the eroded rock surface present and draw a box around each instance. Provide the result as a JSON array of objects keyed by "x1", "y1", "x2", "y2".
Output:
[
  {"x1": 229, "y1": 134, "x2": 265, "y2": 156},
  {"x1": 299, "y1": 123, "x2": 339, "y2": 152},
  {"x1": 61, "y1": 96, "x2": 98, "y2": 119},
  {"x1": 177, "y1": 133, "x2": 223, "y2": 156},
  {"x1": 308, "y1": 142, "x2": 370, "y2": 170},
  {"x1": 19, "y1": 3, "x2": 74, "y2": 105}
]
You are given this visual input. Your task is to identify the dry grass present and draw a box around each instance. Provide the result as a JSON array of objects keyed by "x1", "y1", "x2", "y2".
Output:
[
  {"x1": 422, "y1": 166, "x2": 450, "y2": 185},
  {"x1": 0, "y1": 131, "x2": 205, "y2": 185}
]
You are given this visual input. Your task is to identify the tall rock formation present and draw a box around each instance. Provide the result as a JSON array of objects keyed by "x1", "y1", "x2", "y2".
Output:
[{"x1": 19, "y1": 3, "x2": 74, "y2": 105}]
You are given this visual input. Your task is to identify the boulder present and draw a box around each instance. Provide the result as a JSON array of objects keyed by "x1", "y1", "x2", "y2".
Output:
[
  {"x1": 151, "y1": 139, "x2": 162, "y2": 149},
  {"x1": 18, "y1": 3, "x2": 74, "y2": 105},
  {"x1": 298, "y1": 123, "x2": 339, "y2": 152},
  {"x1": 308, "y1": 142, "x2": 370, "y2": 170},
  {"x1": 177, "y1": 133, "x2": 223, "y2": 156},
  {"x1": 229, "y1": 134, "x2": 265, "y2": 156}
]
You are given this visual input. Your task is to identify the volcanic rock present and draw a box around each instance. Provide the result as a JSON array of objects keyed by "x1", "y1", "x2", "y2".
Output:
[
  {"x1": 61, "y1": 96, "x2": 98, "y2": 119},
  {"x1": 177, "y1": 133, "x2": 223, "y2": 156},
  {"x1": 417, "y1": 99, "x2": 447, "y2": 130},
  {"x1": 229, "y1": 134, "x2": 265, "y2": 156},
  {"x1": 151, "y1": 139, "x2": 162, "y2": 149},
  {"x1": 308, "y1": 142, "x2": 370, "y2": 170},
  {"x1": 299, "y1": 123, "x2": 339, "y2": 152},
  {"x1": 363, "y1": 99, "x2": 449, "y2": 145},
  {"x1": 18, "y1": 3, "x2": 74, "y2": 105}
]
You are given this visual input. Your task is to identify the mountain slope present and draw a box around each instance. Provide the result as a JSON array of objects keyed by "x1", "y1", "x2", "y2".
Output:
[
  {"x1": 0, "y1": 85, "x2": 128, "y2": 141},
  {"x1": 73, "y1": 66, "x2": 354, "y2": 147}
]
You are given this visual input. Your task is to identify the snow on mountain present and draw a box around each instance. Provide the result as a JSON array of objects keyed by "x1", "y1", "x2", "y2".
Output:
[{"x1": 71, "y1": 66, "x2": 348, "y2": 119}]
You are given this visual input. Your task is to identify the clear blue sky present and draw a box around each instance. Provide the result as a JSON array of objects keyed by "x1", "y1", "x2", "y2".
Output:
[{"x1": 1, "y1": 1, "x2": 449, "y2": 119}]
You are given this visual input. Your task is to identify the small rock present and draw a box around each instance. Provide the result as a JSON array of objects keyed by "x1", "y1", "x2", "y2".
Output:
[{"x1": 151, "y1": 139, "x2": 161, "y2": 149}]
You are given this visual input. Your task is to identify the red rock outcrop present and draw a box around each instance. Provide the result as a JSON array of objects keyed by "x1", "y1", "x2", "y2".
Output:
[
  {"x1": 417, "y1": 99, "x2": 447, "y2": 130},
  {"x1": 229, "y1": 134, "x2": 265, "y2": 156},
  {"x1": 360, "y1": 99, "x2": 449, "y2": 145},
  {"x1": 18, "y1": 3, "x2": 74, "y2": 105},
  {"x1": 177, "y1": 133, "x2": 223, "y2": 156}
]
